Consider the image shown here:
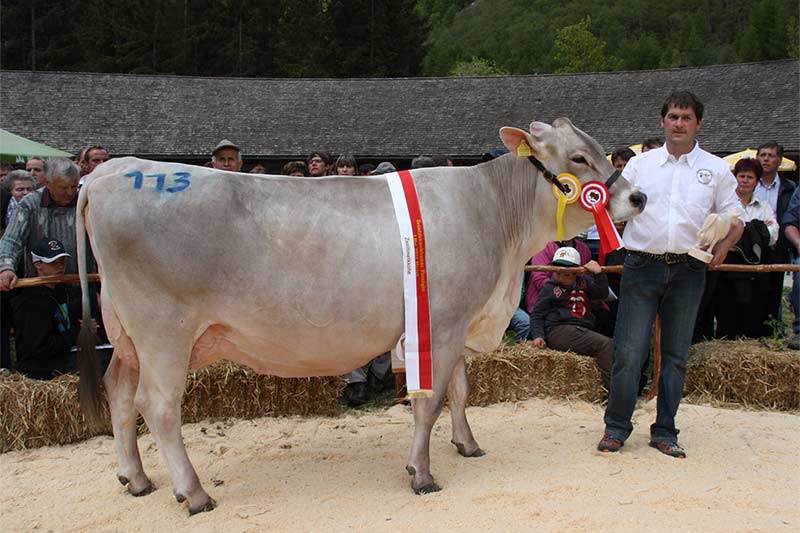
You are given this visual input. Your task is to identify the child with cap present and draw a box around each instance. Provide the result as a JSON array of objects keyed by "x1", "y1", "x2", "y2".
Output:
[
  {"x1": 9, "y1": 238, "x2": 78, "y2": 379},
  {"x1": 530, "y1": 247, "x2": 613, "y2": 391}
]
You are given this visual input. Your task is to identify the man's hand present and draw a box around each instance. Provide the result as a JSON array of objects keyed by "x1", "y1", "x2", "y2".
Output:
[
  {"x1": 0, "y1": 270, "x2": 17, "y2": 291},
  {"x1": 583, "y1": 260, "x2": 602, "y2": 274},
  {"x1": 710, "y1": 218, "x2": 744, "y2": 267},
  {"x1": 532, "y1": 337, "x2": 546, "y2": 348}
]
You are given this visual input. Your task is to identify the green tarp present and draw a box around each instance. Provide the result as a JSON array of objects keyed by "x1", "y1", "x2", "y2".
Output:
[{"x1": 0, "y1": 129, "x2": 72, "y2": 163}]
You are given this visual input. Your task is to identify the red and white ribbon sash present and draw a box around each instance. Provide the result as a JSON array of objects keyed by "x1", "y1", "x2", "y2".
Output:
[{"x1": 386, "y1": 170, "x2": 433, "y2": 398}]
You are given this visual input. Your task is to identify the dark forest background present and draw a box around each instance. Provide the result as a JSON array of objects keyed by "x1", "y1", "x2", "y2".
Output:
[{"x1": 1, "y1": 0, "x2": 797, "y2": 77}]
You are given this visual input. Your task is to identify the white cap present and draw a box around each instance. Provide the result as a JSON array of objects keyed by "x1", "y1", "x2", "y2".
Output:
[{"x1": 551, "y1": 246, "x2": 581, "y2": 267}]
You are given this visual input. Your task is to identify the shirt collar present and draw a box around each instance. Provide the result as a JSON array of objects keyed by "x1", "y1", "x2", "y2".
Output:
[
  {"x1": 40, "y1": 188, "x2": 77, "y2": 208},
  {"x1": 758, "y1": 175, "x2": 781, "y2": 190},
  {"x1": 658, "y1": 141, "x2": 700, "y2": 167}
]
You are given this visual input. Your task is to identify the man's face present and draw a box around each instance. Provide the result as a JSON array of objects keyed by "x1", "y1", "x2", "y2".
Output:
[
  {"x1": 46, "y1": 176, "x2": 79, "y2": 206},
  {"x1": 25, "y1": 159, "x2": 45, "y2": 187},
  {"x1": 0, "y1": 167, "x2": 9, "y2": 181},
  {"x1": 10, "y1": 180, "x2": 34, "y2": 202},
  {"x1": 85, "y1": 149, "x2": 109, "y2": 174},
  {"x1": 33, "y1": 257, "x2": 67, "y2": 277},
  {"x1": 308, "y1": 155, "x2": 328, "y2": 177},
  {"x1": 757, "y1": 147, "x2": 780, "y2": 176},
  {"x1": 212, "y1": 148, "x2": 242, "y2": 171},
  {"x1": 661, "y1": 104, "x2": 701, "y2": 148}
]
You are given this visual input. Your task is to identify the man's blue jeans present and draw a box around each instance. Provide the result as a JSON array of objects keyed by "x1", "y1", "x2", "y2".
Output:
[{"x1": 603, "y1": 253, "x2": 706, "y2": 444}]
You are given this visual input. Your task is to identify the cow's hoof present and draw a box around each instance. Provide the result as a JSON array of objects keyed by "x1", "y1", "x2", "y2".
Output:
[
  {"x1": 128, "y1": 483, "x2": 156, "y2": 498},
  {"x1": 412, "y1": 481, "x2": 441, "y2": 495},
  {"x1": 452, "y1": 440, "x2": 486, "y2": 458},
  {"x1": 188, "y1": 497, "x2": 217, "y2": 516}
]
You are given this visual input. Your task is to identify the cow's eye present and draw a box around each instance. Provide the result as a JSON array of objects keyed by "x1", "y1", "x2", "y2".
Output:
[{"x1": 571, "y1": 155, "x2": 588, "y2": 165}]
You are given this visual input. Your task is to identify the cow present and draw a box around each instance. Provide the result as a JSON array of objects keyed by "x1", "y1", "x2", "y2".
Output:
[{"x1": 76, "y1": 118, "x2": 645, "y2": 514}]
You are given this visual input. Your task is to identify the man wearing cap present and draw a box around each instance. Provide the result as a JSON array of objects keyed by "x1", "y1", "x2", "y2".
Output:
[
  {"x1": 371, "y1": 162, "x2": 397, "y2": 175},
  {"x1": 10, "y1": 238, "x2": 78, "y2": 379},
  {"x1": 211, "y1": 140, "x2": 243, "y2": 172},
  {"x1": 597, "y1": 91, "x2": 744, "y2": 459},
  {"x1": 0, "y1": 157, "x2": 86, "y2": 291},
  {"x1": 530, "y1": 247, "x2": 613, "y2": 391}
]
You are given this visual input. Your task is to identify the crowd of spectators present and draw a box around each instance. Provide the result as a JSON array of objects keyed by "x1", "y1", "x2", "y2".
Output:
[{"x1": 0, "y1": 133, "x2": 797, "y2": 414}]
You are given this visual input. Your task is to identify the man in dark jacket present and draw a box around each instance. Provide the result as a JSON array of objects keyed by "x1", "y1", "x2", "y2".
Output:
[
  {"x1": 531, "y1": 246, "x2": 613, "y2": 390},
  {"x1": 11, "y1": 238, "x2": 78, "y2": 379}
]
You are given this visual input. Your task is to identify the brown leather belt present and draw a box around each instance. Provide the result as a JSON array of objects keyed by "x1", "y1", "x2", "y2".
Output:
[{"x1": 629, "y1": 250, "x2": 689, "y2": 265}]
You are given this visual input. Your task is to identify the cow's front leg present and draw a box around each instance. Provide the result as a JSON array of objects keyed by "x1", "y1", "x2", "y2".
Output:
[
  {"x1": 134, "y1": 343, "x2": 215, "y2": 515},
  {"x1": 104, "y1": 353, "x2": 153, "y2": 496},
  {"x1": 448, "y1": 355, "x2": 484, "y2": 458},
  {"x1": 406, "y1": 340, "x2": 462, "y2": 494}
]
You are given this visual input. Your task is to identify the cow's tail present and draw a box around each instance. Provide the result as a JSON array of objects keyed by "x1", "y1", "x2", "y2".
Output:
[{"x1": 76, "y1": 180, "x2": 104, "y2": 429}]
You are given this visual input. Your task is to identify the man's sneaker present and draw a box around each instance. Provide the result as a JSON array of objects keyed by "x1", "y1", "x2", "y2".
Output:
[
  {"x1": 649, "y1": 440, "x2": 686, "y2": 458},
  {"x1": 597, "y1": 433, "x2": 624, "y2": 453}
]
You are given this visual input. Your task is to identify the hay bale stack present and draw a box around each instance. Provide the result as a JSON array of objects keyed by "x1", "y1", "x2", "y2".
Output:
[
  {"x1": 182, "y1": 362, "x2": 343, "y2": 420},
  {"x1": 685, "y1": 340, "x2": 800, "y2": 410},
  {"x1": 0, "y1": 372, "x2": 111, "y2": 452},
  {"x1": 0, "y1": 362, "x2": 344, "y2": 453},
  {"x1": 467, "y1": 343, "x2": 605, "y2": 405}
]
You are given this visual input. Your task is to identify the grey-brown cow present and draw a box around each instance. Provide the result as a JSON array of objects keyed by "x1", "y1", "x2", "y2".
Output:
[{"x1": 76, "y1": 119, "x2": 645, "y2": 514}]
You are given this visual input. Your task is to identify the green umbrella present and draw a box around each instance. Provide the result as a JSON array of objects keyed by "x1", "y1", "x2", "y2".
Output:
[{"x1": 0, "y1": 129, "x2": 72, "y2": 163}]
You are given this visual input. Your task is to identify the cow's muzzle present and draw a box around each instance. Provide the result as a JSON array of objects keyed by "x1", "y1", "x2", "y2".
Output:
[{"x1": 629, "y1": 191, "x2": 647, "y2": 212}]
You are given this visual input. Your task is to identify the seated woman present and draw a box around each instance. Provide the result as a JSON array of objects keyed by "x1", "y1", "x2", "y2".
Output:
[{"x1": 700, "y1": 158, "x2": 778, "y2": 340}]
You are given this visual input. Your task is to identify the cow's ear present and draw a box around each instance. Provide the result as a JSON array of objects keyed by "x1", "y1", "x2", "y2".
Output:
[
  {"x1": 529, "y1": 121, "x2": 553, "y2": 139},
  {"x1": 500, "y1": 127, "x2": 540, "y2": 157}
]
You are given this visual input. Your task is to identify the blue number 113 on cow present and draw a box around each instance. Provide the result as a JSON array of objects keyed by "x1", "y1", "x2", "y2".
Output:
[{"x1": 125, "y1": 171, "x2": 191, "y2": 193}]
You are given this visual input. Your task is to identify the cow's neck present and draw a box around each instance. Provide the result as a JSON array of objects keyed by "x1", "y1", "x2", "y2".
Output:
[{"x1": 477, "y1": 155, "x2": 558, "y2": 263}]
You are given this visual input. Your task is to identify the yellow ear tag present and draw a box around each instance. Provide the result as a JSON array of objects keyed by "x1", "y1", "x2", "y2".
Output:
[
  {"x1": 551, "y1": 174, "x2": 581, "y2": 241},
  {"x1": 516, "y1": 139, "x2": 532, "y2": 157}
]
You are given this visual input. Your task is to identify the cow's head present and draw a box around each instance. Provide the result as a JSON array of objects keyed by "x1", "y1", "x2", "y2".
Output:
[{"x1": 500, "y1": 118, "x2": 645, "y2": 238}]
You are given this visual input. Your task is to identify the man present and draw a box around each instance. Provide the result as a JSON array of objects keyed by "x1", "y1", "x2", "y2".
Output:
[
  {"x1": 598, "y1": 91, "x2": 744, "y2": 458},
  {"x1": 0, "y1": 157, "x2": 83, "y2": 290},
  {"x1": 211, "y1": 139, "x2": 243, "y2": 172},
  {"x1": 0, "y1": 162, "x2": 12, "y2": 182},
  {"x1": 25, "y1": 157, "x2": 46, "y2": 189},
  {"x1": 10, "y1": 238, "x2": 79, "y2": 379},
  {"x1": 641, "y1": 137, "x2": 664, "y2": 153},
  {"x1": 754, "y1": 142, "x2": 796, "y2": 323},
  {"x1": 783, "y1": 188, "x2": 800, "y2": 349},
  {"x1": 306, "y1": 151, "x2": 333, "y2": 177},
  {"x1": 610, "y1": 147, "x2": 636, "y2": 173},
  {"x1": 82, "y1": 146, "x2": 109, "y2": 176}
]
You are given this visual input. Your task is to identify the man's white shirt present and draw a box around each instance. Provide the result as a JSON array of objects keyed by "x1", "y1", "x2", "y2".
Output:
[
  {"x1": 754, "y1": 174, "x2": 781, "y2": 215},
  {"x1": 621, "y1": 143, "x2": 743, "y2": 254}
]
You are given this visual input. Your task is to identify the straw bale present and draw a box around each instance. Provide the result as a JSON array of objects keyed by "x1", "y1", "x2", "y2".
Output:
[
  {"x1": 0, "y1": 362, "x2": 343, "y2": 453},
  {"x1": 685, "y1": 339, "x2": 800, "y2": 410},
  {"x1": 467, "y1": 344, "x2": 606, "y2": 405}
]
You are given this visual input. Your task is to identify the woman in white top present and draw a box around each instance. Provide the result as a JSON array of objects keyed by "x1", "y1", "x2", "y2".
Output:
[
  {"x1": 734, "y1": 158, "x2": 778, "y2": 246},
  {"x1": 709, "y1": 158, "x2": 778, "y2": 339}
]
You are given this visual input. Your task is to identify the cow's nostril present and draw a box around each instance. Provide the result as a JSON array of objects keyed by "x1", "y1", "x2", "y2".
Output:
[{"x1": 629, "y1": 192, "x2": 647, "y2": 210}]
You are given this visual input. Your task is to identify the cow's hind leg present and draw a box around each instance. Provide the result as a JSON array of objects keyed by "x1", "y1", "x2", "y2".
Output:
[
  {"x1": 104, "y1": 353, "x2": 153, "y2": 496},
  {"x1": 448, "y1": 355, "x2": 484, "y2": 458},
  {"x1": 406, "y1": 341, "x2": 463, "y2": 494},
  {"x1": 134, "y1": 341, "x2": 215, "y2": 515}
]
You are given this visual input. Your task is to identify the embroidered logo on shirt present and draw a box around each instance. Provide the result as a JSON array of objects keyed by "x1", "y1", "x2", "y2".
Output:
[
  {"x1": 568, "y1": 289, "x2": 588, "y2": 319},
  {"x1": 553, "y1": 286, "x2": 563, "y2": 298},
  {"x1": 696, "y1": 169, "x2": 712, "y2": 185}
]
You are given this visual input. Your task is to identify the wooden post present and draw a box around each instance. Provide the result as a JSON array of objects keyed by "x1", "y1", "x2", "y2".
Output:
[{"x1": 647, "y1": 315, "x2": 662, "y2": 401}]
